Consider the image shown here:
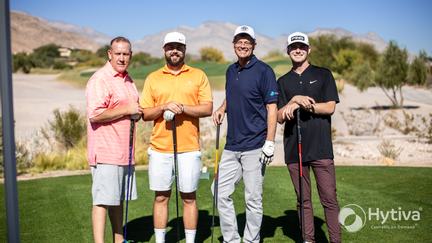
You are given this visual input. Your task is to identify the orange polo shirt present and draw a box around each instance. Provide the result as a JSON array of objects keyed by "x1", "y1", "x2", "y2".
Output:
[{"x1": 140, "y1": 64, "x2": 212, "y2": 153}]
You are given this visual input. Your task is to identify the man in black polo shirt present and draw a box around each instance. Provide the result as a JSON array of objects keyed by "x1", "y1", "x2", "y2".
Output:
[
  {"x1": 213, "y1": 25, "x2": 278, "y2": 243},
  {"x1": 277, "y1": 32, "x2": 341, "y2": 243}
]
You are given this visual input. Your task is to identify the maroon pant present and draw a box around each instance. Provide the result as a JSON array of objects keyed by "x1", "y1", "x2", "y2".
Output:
[{"x1": 287, "y1": 159, "x2": 341, "y2": 243}]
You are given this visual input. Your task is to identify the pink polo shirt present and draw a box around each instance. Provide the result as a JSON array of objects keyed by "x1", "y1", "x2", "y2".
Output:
[{"x1": 86, "y1": 62, "x2": 139, "y2": 166}]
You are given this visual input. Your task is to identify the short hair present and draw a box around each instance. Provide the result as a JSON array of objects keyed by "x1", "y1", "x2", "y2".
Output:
[
  {"x1": 110, "y1": 36, "x2": 132, "y2": 51},
  {"x1": 232, "y1": 33, "x2": 256, "y2": 44}
]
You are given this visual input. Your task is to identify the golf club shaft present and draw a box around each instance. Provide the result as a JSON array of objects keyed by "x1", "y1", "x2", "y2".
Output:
[
  {"x1": 296, "y1": 109, "x2": 305, "y2": 242},
  {"x1": 172, "y1": 117, "x2": 180, "y2": 242},
  {"x1": 123, "y1": 119, "x2": 135, "y2": 242},
  {"x1": 211, "y1": 124, "x2": 221, "y2": 243}
]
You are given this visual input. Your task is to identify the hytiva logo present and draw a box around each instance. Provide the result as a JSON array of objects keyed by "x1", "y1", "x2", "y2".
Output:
[
  {"x1": 269, "y1": 91, "x2": 279, "y2": 97},
  {"x1": 291, "y1": 35, "x2": 305, "y2": 41},
  {"x1": 368, "y1": 207, "x2": 421, "y2": 224},
  {"x1": 339, "y1": 204, "x2": 422, "y2": 233},
  {"x1": 241, "y1": 26, "x2": 249, "y2": 31},
  {"x1": 339, "y1": 204, "x2": 367, "y2": 233}
]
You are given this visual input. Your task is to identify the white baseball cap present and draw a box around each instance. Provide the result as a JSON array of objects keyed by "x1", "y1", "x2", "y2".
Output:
[
  {"x1": 233, "y1": 25, "x2": 256, "y2": 40},
  {"x1": 287, "y1": 32, "x2": 309, "y2": 46},
  {"x1": 163, "y1": 31, "x2": 186, "y2": 46}
]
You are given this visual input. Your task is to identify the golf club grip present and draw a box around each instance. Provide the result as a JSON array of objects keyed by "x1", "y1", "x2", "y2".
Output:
[
  {"x1": 216, "y1": 124, "x2": 220, "y2": 149},
  {"x1": 214, "y1": 124, "x2": 220, "y2": 174},
  {"x1": 296, "y1": 109, "x2": 301, "y2": 144}
]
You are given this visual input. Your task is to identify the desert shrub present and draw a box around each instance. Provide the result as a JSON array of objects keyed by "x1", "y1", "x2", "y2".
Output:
[
  {"x1": 41, "y1": 106, "x2": 86, "y2": 151},
  {"x1": 0, "y1": 120, "x2": 33, "y2": 176},
  {"x1": 199, "y1": 47, "x2": 225, "y2": 63},
  {"x1": 384, "y1": 111, "x2": 432, "y2": 143},
  {"x1": 378, "y1": 139, "x2": 402, "y2": 160},
  {"x1": 341, "y1": 109, "x2": 383, "y2": 136}
]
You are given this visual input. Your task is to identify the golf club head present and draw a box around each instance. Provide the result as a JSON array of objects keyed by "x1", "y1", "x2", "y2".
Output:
[{"x1": 200, "y1": 166, "x2": 210, "y2": 180}]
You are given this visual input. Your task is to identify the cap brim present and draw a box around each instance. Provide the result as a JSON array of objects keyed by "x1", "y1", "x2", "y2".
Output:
[{"x1": 288, "y1": 40, "x2": 309, "y2": 46}]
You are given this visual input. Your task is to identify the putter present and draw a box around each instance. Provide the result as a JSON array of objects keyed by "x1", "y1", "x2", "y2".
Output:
[
  {"x1": 296, "y1": 109, "x2": 305, "y2": 242},
  {"x1": 211, "y1": 124, "x2": 221, "y2": 243},
  {"x1": 123, "y1": 114, "x2": 139, "y2": 243},
  {"x1": 171, "y1": 116, "x2": 181, "y2": 243}
]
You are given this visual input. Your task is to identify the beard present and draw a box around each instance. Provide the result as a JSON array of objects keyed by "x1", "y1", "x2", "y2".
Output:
[{"x1": 165, "y1": 52, "x2": 184, "y2": 67}]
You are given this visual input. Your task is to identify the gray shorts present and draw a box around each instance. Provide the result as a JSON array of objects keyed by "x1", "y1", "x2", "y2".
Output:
[{"x1": 91, "y1": 163, "x2": 137, "y2": 206}]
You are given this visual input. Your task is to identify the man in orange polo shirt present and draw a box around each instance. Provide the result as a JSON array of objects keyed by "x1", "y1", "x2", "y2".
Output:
[{"x1": 140, "y1": 32, "x2": 213, "y2": 243}]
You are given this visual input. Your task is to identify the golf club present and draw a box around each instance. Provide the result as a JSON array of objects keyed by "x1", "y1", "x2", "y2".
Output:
[
  {"x1": 123, "y1": 114, "x2": 140, "y2": 243},
  {"x1": 171, "y1": 115, "x2": 181, "y2": 243},
  {"x1": 296, "y1": 108, "x2": 305, "y2": 242},
  {"x1": 211, "y1": 124, "x2": 221, "y2": 243}
]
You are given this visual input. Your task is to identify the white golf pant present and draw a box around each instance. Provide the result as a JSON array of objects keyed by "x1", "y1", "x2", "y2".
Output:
[{"x1": 213, "y1": 148, "x2": 264, "y2": 243}]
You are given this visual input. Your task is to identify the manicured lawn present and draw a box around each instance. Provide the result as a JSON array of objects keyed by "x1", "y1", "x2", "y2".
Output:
[{"x1": 1, "y1": 166, "x2": 431, "y2": 242}]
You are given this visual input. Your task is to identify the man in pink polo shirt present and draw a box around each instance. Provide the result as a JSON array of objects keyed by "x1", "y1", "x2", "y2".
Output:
[{"x1": 86, "y1": 36, "x2": 142, "y2": 243}]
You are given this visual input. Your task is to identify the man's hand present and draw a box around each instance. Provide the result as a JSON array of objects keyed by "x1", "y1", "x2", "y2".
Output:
[
  {"x1": 163, "y1": 102, "x2": 184, "y2": 114},
  {"x1": 292, "y1": 95, "x2": 315, "y2": 110},
  {"x1": 260, "y1": 140, "x2": 275, "y2": 165},
  {"x1": 212, "y1": 106, "x2": 225, "y2": 125},
  {"x1": 281, "y1": 103, "x2": 300, "y2": 121}
]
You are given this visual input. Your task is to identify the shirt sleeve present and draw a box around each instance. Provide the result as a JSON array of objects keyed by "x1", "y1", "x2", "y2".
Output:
[
  {"x1": 323, "y1": 69, "x2": 340, "y2": 103},
  {"x1": 86, "y1": 75, "x2": 110, "y2": 119},
  {"x1": 277, "y1": 78, "x2": 288, "y2": 109},
  {"x1": 261, "y1": 66, "x2": 279, "y2": 104},
  {"x1": 198, "y1": 71, "x2": 213, "y2": 103},
  {"x1": 140, "y1": 75, "x2": 155, "y2": 108}
]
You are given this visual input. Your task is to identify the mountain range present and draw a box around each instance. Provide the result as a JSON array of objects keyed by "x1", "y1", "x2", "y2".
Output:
[{"x1": 11, "y1": 11, "x2": 388, "y2": 60}]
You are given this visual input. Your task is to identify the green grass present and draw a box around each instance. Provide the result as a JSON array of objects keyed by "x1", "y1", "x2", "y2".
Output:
[
  {"x1": 57, "y1": 57, "x2": 293, "y2": 91},
  {"x1": 1, "y1": 166, "x2": 431, "y2": 242}
]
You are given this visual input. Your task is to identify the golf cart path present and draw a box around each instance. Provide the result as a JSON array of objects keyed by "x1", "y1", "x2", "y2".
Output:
[{"x1": 13, "y1": 73, "x2": 86, "y2": 140}]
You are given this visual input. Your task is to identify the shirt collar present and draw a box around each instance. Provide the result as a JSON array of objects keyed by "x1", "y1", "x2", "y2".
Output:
[
  {"x1": 235, "y1": 55, "x2": 258, "y2": 70},
  {"x1": 105, "y1": 61, "x2": 129, "y2": 79},
  {"x1": 162, "y1": 64, "x2": 190, "y2": 75}
]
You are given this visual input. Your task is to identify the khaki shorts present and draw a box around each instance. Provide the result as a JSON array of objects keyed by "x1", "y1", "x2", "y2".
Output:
[
  {"x1": 148, "y1": 148, "x2": 202, "y2": 193},
  {"x1": 91, "y1": 163, "x2": 137, "y2": 206}
]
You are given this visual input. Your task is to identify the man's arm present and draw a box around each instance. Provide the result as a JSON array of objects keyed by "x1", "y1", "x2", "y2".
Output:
[
  {"x1": 183, "y1": 101, "x2": 213, "y2": 118},
  {"x1": 212, "y1": 99, "x2": 226, "y2": 125},
  {"x1": 89, "y1": 102, "x2": 138, "y2": 123},
  {"x1": 308, "y1": 101, "x2": 336, "y2": 115},
  {"x1": 266, "y1": 103, "x2": 278, "y2": 141}
]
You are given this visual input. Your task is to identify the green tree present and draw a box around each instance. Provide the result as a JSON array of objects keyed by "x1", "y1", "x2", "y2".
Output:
[
  {"x1": 96, "y1": 45, "x2": 110, "y2": 58},
  {"x1": 334, "y1": 49, "x2": 363, "y2": 75},
  {"x1": 31, "y1": 43, "x2": 61, "y2": 68},
  {"x1": 12, "y1": 52, "x2": 35, "y2": 73},
  {"x1": 374, "y1": 41, "x2": 409, "y2": 107},
  {"x1": 348, "y1": 61, "x2": 374, "y2": 92},
  {"x1": 199, "y1": 47, "x2": 225, "y2": 63},
  {"x1": 408, "y1": 50, "x2": 429, "y2": 86},
  {"x1": 309, "y1": 35, "x2": 338, "y2": 69},
  {"x1": 131, "y1": 52, "x2": 162, "y2": 67},
  {"x1": 356, "y1": 42, "x2": 379, "y2": 67}
]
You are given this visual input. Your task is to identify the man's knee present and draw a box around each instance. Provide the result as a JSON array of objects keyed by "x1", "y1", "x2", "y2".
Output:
[
  {"x1": 154, "y1": 191, "x2": 171, "y2": 204},
  {"x1": 181, "y1": 191, "x2": 196, "y2": 205}
]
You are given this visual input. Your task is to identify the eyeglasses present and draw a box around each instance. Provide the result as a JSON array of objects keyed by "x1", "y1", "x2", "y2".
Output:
[{"x1": 234, "y1": 41, "x2": 254, "y2": 48}]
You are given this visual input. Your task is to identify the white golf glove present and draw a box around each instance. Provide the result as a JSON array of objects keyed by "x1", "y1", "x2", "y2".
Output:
[
  {"x1": 163, "y1": 110, "x2": 175, "y2": 121},
  {"x1": 260, "y1": 140, "x2": 275, "y2": 165}
]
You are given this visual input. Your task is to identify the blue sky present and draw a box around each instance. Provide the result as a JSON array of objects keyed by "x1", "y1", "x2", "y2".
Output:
[{"x1": 10, "y1": 0, "x2": 432, "y2": 54}]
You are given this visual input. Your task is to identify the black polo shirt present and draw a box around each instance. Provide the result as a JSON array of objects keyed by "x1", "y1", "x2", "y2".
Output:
[{"x1": 277, "y1": 64, "x2": 339, "y2": 163}]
